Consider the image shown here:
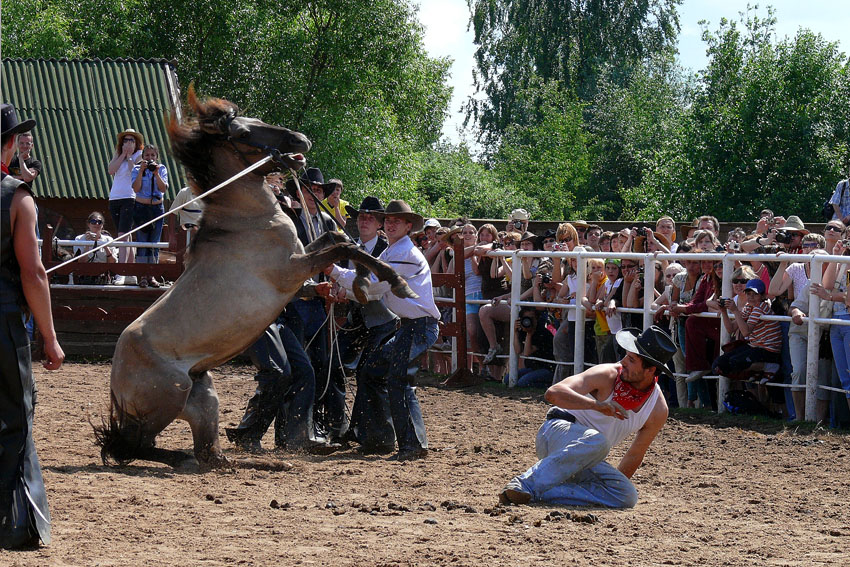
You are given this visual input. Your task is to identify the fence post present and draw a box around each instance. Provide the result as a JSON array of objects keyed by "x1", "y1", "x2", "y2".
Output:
[
  {"x1": 507, "y1": 249, "x2": 522, "y2": 387},
  {"x1": 717, "y1": 255, "x2": 735, "y2": 413},
  {"x1": 805, "y1": 256, "x2": 824, "y2": 421},
  {"x1": 642, "y1": 258, "x2": 655, "y2": 330},
  {"x1": 573, "y1": 251, "x2": 587, "y2": 378}
]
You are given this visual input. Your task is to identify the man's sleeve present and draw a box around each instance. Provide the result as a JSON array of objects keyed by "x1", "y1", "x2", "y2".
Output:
[
  {"x1": 829, "y1": 181, "x2": 844, "y2": 205},
  {"x1": 30, "y1": 158, "x2": 42, "y2": 174}
]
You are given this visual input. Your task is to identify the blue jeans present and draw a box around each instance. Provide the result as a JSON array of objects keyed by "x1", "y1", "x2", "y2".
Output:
[
  {"x1": 512, "y1": 418, "x2": 638, "y2": 508},
  {"x1": 830, "y1": 314, "x2": 850, "y2": 398},
  {"x1": 359, "y1": 316, "x2": 438, "y2": 452},
  {"x1": 132, "y1": 202, "x2": 164, "y2": 263}
]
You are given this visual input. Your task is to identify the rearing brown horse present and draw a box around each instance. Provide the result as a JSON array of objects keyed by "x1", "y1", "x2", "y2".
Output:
[{"x1": 96, "y1": 89, "x2": 413, "y2": 469}]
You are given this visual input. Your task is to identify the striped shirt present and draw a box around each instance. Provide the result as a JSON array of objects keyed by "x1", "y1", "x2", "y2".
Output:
[{"x1": 742, "y1": 300, "x2": 781, "y2": 352}]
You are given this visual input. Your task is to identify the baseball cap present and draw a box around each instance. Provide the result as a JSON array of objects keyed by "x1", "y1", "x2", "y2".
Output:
[{"x1": 744, "y1": 279, "x2": 766, "y2": 294}]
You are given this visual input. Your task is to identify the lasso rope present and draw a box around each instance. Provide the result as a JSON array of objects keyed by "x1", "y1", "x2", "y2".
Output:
[{"x1": 45, "y1": 155, "x2": 275, "y2": 274}]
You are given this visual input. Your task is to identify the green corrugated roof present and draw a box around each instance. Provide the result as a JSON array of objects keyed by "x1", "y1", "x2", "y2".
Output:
[{"x1": 1, "y1": 58, "x2": 186, "y2": 199}]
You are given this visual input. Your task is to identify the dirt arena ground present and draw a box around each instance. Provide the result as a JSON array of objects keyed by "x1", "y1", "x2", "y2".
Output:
[{"x1": 5, "y1": 361, "x2": 850, "y2": 566}]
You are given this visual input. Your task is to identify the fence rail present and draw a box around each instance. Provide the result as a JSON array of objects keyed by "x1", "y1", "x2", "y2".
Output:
[{"x1": 475, "y1": 249, "x2": 850, "y2": 421}]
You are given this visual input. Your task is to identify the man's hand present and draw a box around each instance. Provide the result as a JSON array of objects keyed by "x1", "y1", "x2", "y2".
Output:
[
  {"x1": 42, "y1": 338, "x2": 64, "y2": 370},
  {"x1": 315, "y1": 281, "x2": 334, "y2": 299},
  {"x1": 595, "y1": 399, "x2": 628, "y2": 420},
  {"x1": 791, "y1": 311, "x2": 805, "y2": 325}
]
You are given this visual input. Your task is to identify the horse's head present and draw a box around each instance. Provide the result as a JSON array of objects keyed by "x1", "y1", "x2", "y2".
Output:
[{"x1": 167, "y1": 86, "x2": 310, "y2": 192}]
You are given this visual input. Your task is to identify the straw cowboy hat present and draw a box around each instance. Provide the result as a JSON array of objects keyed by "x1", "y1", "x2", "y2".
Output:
[
  {"x1": 379, "y1": 199, "x2": 424, "y2": 232},
  {"x1": 782, "y1": 215, "x2": 809, "y2": 234},
  {"x1": 679, "y1": 219, "x2": 700, "y2": 241},
  {"x1": 615, "y1": 326, "x2": 677, "y2": 379},
  {"x1": 115, "y1": 128, "x2": 143, "y2": 152},
  {"x1": 1, "y1": 103, "x2": 36, "y2": 141}
]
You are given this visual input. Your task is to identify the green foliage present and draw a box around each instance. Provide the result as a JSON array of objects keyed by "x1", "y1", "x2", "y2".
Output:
[
  {"x1": 490, "y1": 78, "x2": 592, "y2": 220},
  {"x1": 1, "y1": 0, "x2": 452, "y2": 210},
  {"x1": 628, "y1": 7, "x2": 850, "y2": 221},
  {"x1": 467, "y1": 0, "x2": 682, "y2": 149}
]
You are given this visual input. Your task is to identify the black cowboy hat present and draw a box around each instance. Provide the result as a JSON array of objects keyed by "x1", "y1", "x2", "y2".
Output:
[
  {"x1": 379, "y1": 200, "x2": 424, "y2": 232},
  {"x1": 615, "y1": 326, "x2": 677, "y2": 379},
  {"x1": 538, "y1": 228, "x2": 557, "y2": 245},
  {"x1": 286, "y1": 167, "x2": 336, "y2": 200},
  {"x1": 1, "y1": 103, "x2": 36, "y2": 142},
  {"x1": 345, "y1": 196, "x2": 385, "y2": 219}
]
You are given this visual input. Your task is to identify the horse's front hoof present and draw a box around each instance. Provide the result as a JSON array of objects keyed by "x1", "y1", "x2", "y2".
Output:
[{"x1": 391, "y1": 278, "x2": 418, "y2": 299}]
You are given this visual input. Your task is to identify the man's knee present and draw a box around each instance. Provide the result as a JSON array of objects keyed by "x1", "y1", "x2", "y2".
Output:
[{"x1": 617, "y1": 482, "x2": 639, "y2": 508}]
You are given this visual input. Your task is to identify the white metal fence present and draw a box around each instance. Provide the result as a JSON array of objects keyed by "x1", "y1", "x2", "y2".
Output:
[{"x1": 464, "y1": 249, "x2": 850, "y2": 421}]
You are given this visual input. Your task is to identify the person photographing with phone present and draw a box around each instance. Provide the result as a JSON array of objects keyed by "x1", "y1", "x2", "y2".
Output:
[{"x1": 130, "y1": 144, "x2": 168, "y2": 288}]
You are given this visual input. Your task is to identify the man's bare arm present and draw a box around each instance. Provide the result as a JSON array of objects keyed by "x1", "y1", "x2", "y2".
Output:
[
  {"x1": 617, "y1": 397, "x2": 668, "y2": 478},
  {"x1": 544, "y1": 364, "x2": 627, "y2": 419}
]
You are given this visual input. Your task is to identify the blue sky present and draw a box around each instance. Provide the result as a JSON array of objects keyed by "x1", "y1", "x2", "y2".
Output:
[{"x1": 417, "y1": 0, "x2": 849, "y2": 144}]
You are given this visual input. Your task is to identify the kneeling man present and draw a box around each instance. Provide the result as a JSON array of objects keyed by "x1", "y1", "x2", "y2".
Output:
[{"x1": 500, "y1": 326, "x2": 675, "y2": 508}]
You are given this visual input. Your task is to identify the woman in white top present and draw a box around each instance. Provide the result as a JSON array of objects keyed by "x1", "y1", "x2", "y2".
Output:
[
  {"x1": 72, "y1": 211, "x2": 118, "y2": 284},
  {"x1": 107, "y1": 128, "x2": 143, "y2": 280}
]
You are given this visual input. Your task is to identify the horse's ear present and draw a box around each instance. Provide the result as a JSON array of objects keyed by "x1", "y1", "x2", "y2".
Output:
[{"x1": 187, "y1": 84, "x2": 201, "y2": 113}]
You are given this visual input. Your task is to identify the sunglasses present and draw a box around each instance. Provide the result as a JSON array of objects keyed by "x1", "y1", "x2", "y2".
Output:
[
  {"x1": 88, "y1": 219, "x2": 103, "y2": 225},
  {"x1": 802, "y1": 242, "x2": 818, "y2": 248},
  {"x1": 714, "y1": 262, "x2": 723, "y2": 268},
  {"x1": 731, "y1": 278, "x2": 748, "y2": 284},
  {"x1": 562, "y1": 237, "x2": 573, "y2": 242},
  {"x1": 122, "y1": 138, "x2": 136, "y2": 143},
  {"x1": 543, "y1": 238, "x2": 556, "y2": 244},
  {"x1": 825, "y1": 226, "x2": 844, "y2": 232}
]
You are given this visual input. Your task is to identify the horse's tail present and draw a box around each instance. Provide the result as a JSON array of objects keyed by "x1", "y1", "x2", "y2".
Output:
[
  {"x1": 91, "y1": 392, "x2": 194, "y2": 468},
  {"x1": 91, "y1": 392, "x2": 146, "y2": 466}
]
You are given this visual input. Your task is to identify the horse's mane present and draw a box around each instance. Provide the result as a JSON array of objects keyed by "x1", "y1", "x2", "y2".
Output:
[{"x1": 167, "y1": 86, "x2": 240, "y2": 194}]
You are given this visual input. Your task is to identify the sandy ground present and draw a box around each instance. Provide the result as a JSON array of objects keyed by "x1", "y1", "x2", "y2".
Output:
[{"x1": 4, "y1": 361, "x2": 850, "y2": 566}]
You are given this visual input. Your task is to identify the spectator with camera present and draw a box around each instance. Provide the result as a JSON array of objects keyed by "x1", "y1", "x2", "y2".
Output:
[
  {"x1": 509, "y1": 304, "x2": 556, "y2": 388},
  {"x1": 130, "y1": 144, "x2": 168, "y2": 288},
  {"x1": 655, "y1": 216, "x2": 677, "y2": 252},
  {"x1": 822, "y1": 219, "x2": 845, "y2": 254},
  {"x1": 781, "y1": 248, "x2": 833, "y2": 421},
  {"x1": 480, "y1": 232, "x2": 539, "y2": 365},
  {"x1": 714, "y1": 279, "x2": 781, "y2": 376},
  {"x1": 552, "y1": 247, "x2": 597, "y2": 380},
  {"x1": 507, "y1": 208, "x2": 529, "y2": 234},
  {"x1": 71, "y1": 211, "x2": 118, "y2": 284},
  {"x1": 107, "y1": 128, "x2": 144, "y2": 282},
  {"x1": 551, "y1": 222, "x2": 579, "y2": 285},
  {"x1": 810, "y1": 240, "x2": 850, "y2": 415}
]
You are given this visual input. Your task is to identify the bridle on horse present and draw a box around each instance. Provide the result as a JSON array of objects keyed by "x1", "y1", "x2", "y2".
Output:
[{"x1": 217, "y1": 109, "x2": 353, "y2": 238}]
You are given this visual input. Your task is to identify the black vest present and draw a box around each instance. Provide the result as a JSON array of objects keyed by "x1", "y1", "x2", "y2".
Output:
[{"x1": 1, "y1": 173, "x2": 32, "y2": 306}]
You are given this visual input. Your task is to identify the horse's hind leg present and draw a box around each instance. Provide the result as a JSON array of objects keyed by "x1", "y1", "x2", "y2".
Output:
[{"x1": 179, "y1": 371, "x2": 227, "y2": 469}]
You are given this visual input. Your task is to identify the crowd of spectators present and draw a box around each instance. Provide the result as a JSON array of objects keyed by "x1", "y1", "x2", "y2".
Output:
[{"x1": 410, "y1": 205, "x2": 850, "y2": 426}]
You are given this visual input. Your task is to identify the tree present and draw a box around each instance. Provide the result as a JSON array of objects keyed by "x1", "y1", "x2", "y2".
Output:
[
  {"x1": 627, "y1": 7, "x2": 850, "y2": 221},
  {"x1": 466, "y1": 0, "x2": 682, "y2": 150},
  {"x1": 1, "y1": 0, "x2": 452, "y2": 210}
]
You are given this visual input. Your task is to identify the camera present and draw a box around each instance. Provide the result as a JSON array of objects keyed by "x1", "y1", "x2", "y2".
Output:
[
  {"x1": 718, "y1": 297, "x2": 731, "y2": 308},
  {"x1": 773, "y1": 230, "x2": 794, "y2": 244},
  {"x1": 727, "y1": 241, "x2": 741, "y2": 252},
  {"x1": 146, "y1": 160, "x2": 158, "y2": 172},
  {"x1": 634, "y1": 227, "x2": 647, "y2": 237},
  {"x1": 520, "y1": 315, "x2": 535, "y2": 330},
  {"x1": 540, "y1": 273, "x2": 552, "y2": 284},
  {"x1": 512, "y1": 220, "x2": 524, "y2": 230},
  {"x1": 492, "y1": 241, "x2": 503, "y2": 250}
]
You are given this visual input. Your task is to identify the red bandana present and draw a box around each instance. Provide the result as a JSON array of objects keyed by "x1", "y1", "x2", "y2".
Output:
[
  {"x1": 611, "y1": 367, "x2": 657, "y2": 411},
  {"x1": 1, "y1": 164, "x2": 8, "y2": 175}
]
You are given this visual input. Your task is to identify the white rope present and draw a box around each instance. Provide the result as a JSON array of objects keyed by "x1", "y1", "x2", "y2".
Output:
[{"x1": 45, "y1": 155, "x2": 274, "y2": 274}]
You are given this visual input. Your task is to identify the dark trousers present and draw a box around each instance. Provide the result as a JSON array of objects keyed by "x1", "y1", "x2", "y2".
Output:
[
  {"x1": 285, "y1": 299, "x2": 342, "y2": 436},
  {"x1": 358, "y1": 317, "x2": 438, "y2": 453},
  {"x1": 228, "y1": 322, "x2": 318, "y2": 448},
  {"x1": 334, "y1": 319, "x2": 399, "y2": 448},
  {"x1": 1, "y1": 303, "x2": 50, "y2": 547},
  {"x1": 713, "y1": 343, "x2": 779, "y2": 376},
  {"x1": 685, "y1": 316, "x2": 720, "y2": 371}
]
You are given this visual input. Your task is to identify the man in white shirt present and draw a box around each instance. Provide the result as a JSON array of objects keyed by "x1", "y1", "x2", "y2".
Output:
[
  {"x1": 500, "y1": 326, "x2": 675, "y2": 508},
  {"x1": 327, "y1": 200, "x2": 439, "y2": 460}
]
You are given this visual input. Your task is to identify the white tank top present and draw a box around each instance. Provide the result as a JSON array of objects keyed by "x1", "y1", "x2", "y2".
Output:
[{"x1": 570, "y1": 382, "x2": 662, "y2": 447}]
